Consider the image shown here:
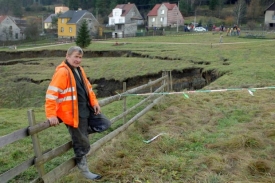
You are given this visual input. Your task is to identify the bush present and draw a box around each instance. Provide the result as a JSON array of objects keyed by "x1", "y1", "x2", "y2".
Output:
[
  {"x1": 247, "y1": 21, "x2": 257, "y2": 30},
  {"x1": 224, "y1": 16, "x2": 234, "y2": 27}
]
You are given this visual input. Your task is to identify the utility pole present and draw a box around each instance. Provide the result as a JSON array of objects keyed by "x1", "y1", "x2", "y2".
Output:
[
  {"x1": 194, "y1": 9, "x2": 197, "y2": 28},
  {"x1": 177, "y1": 1, "x2": 179, "y2": 32}
]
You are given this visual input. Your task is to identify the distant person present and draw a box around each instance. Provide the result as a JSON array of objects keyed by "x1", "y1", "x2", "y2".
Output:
[
  {"x1": 230, "y1": 28, "x2": 233, "y2": 36},
  {"x1": 237, "y1": 27, "x2": 241, "y2": 36},
  {"x1": 226, "y1": 28, "x2": 230, "y2": 36},
  {"x1": 45, "y1": 46, "x2": 111, "y2": 180}
]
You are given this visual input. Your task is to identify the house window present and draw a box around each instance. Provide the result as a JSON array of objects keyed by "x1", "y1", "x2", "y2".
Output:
[
  {"x1": 61, "y1": 18, "x2": 64, "y2": 23},
  {"x1": 118, "y1": 24, "x2": 122, "y2": 30},
  {"x1": 115, "y1": 12, "x2": 119, "y2": 16},
  {"x1": 15, "y1": 33, "x2": 18, "y2": 39},
  {"x1": 111, "y1": 19, "x2": 115, "y2": 24},
  {"x1": 132, "y1": 12, "x2": 135, "y2": 16},
  {"x1": 69, "y1": 27, "x2": 72, "y2": 32},
  {"x1": 273, "y1": 15, "x2": 275, "y2": 20},
  {"x1": 160, "y1": 17, "x2": 163, "y2": 22},
  {"x1": 61, "y1": 27, "x2": 64, "y2": 32},
  {"x1": 152, "y1": 18, "x2": 155, "y2": 22},
  {"x1": 161, "y1": 10, "x2": 165, "y2": 14}
]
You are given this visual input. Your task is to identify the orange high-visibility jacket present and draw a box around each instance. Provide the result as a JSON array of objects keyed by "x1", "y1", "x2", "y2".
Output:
[{"x1": 45, "y1": 61, "x2": 98, "y2": 128}]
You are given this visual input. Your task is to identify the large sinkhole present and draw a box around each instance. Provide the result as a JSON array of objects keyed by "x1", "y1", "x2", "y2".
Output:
[{"x1": 0, "y1": 50, "x2": 221, "y2": 98}]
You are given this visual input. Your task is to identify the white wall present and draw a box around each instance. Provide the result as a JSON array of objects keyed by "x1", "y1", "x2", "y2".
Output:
[
  {"x1": 109, "y1": 8, "x2": 125, "y2": 25},
  {"x1": 0, "y1": 16, "x2": 24, "y2": 41}
]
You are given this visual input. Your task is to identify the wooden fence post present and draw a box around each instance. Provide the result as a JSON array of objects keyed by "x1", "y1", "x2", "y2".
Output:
[
  {"x1": 123, "y1": 82, "x2": 127, "y2": 124},
  {"x1": 27, "y1": 110, "x2": 46, "y2": 179},
  {"x1": 149, "y1": 79, "x2": 152, "y2": 93},
  {"x1": 165, "y1": 71, "x2": 169, "y2": 91},
  {"x1": 162, "y1": 71, "x2": 166, "y2": 92},
  {"x1": 170, "y1": 71, "x2": 173, "y2": 91}
]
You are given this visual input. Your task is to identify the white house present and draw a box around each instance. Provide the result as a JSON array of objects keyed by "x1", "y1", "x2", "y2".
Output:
[
  {"x1": 0, "y1": 15, "x2": 25, "y2": 41},
  {"x1": 147, "y1": 3, "x2": 184, "y2": 28},
  {"x1": 264, "y1": 2, "x2": 275, "y2": 29},
  {"x1": 108, "y1": 3, "x2": 143, "y2": 38}
]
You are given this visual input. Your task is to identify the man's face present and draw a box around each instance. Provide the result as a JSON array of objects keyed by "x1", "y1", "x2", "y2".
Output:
[{"x1": 66, "y1": 51, "x2": 83, "y2": 68}]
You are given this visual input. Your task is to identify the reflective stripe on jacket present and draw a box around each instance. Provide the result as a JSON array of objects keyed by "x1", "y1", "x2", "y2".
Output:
[{"x1": 45, "y1": 61, "x2": 98, "y2": 128}]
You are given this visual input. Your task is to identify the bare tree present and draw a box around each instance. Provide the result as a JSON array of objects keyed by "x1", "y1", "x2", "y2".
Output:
[
  {"x1": 24, "y1": 18, "x2": 39, "y2": 41},
  {"x1": 217, "y1": 0, "x2": 226, "y2": 18},
  {"x1": 233, "y1": 0, "x2": 247, "y2": 25},
  {"x1": 246, "y1": 0, "x2": 262, "y2": 20}
]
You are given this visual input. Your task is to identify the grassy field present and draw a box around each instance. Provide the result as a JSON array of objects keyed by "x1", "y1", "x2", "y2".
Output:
[{"x1": 1, "y1": 33, "x2": 275, "y2": 182}]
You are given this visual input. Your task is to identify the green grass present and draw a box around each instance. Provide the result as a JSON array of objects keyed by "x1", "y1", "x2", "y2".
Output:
[{"x1": 1, "y1": 34, "x2": 275, "y2": 182}]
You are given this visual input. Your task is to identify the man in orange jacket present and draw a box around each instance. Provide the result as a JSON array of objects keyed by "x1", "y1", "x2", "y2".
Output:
[{"x1": 45, "y1": 46, "x2": 111, "y2": 180}]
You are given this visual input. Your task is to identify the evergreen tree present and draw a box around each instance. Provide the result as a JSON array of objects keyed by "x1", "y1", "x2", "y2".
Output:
[
  {"x1": 209, "y1": 0, "x2": 218, "y2": 11},
  {"x1": 68, "y1": 0, "x2": 79, "y2": 10},
  {"x1": 13, "y1": 1, "x2": 23, "y2": 17},
  {"x1": 75, "y1": 20, "x2": 91, "y2": 48}
]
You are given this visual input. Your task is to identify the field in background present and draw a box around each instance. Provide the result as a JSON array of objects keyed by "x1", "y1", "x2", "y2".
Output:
[{"x1": 1, "y1": 33, "x2": 275, "y2": 182}]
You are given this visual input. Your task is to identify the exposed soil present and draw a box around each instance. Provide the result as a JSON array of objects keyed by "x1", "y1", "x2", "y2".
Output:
[{"x1": 0, "y1": 50, "x2": 221, "y2": 97}]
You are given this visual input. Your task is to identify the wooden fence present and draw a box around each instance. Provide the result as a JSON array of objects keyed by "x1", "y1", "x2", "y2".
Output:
[{"x1": 0, "y1": 71, "x2": 172, "y2": 183}]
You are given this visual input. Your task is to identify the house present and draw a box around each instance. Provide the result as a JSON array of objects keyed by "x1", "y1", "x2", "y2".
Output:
[
  {"x1": 55, "y1": 6, "x2": 69, "y2": 14},
  {"x1": 264, "y1": 2, "x2": 275, "y2": 29},
  {"x1": 44, "y1": 6, "x2": 69, "y2": 30},
  {"x1": 147, "y1": 2, "x2": 184, "y2": 28},
  {"x1": 58, "y1": 9, "x2": 99, "y2": 40},
  {"x1": 108, "y1": 3, "x2": 144, "y2": 38},
  {"x1": 0, "y1": 15, "x2": 25, "y2": 41},
  {"x1": 44, "y1": 14, "x2": 57, "y2": 29}
]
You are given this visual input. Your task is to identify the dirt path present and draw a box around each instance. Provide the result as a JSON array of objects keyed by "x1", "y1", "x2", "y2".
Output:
[{"x1": 18, "y1": 42, "x2": 72, "y2": 51}]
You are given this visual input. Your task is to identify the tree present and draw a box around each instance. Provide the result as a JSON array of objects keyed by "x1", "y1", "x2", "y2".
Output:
[
  {"x1": 246, "y1": 0, "x2": 261, "y2": 20},
  {"x1": 216, "y1": 0, "x2": 226, "y2": 18},
  {"x1": 75, "y1": 20, "x2": 91, "y2": 48},
  {"x1": 233, "y1": 0, "x2": 247, "y2": 25},
  {"x1": 24, "y1": 18, "x2": 39, "y2": 41},
  {"x1": 209, "y1": 0, "x2": 218, "y2": 11},
  {"x1": 13, "y1": 2, "x2": 23, "y2": 17},
  {"x1": 68, "y1": 0, "x2": 79, "y2": 10},
  {"x1": 51, "y1": 12, "x2": 61, "y2": 29}
]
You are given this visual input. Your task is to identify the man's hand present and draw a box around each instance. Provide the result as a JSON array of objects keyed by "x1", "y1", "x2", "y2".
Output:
[
  {"x1": 93, "y1": 105, "x2": 101, "y2": 115},
  {"x1": 48, "y1": 117, "x2": 60, "y2": 126}
]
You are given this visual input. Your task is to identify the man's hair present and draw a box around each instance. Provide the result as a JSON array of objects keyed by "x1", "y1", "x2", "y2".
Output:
[{"x1": 66, "y1": 46, "x2": 83, "y2": 56}]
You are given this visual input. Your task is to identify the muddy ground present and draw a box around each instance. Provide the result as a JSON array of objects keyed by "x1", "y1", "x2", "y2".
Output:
[{"x1": 0, "y1": 50, "x2": 219, "y2": 97}]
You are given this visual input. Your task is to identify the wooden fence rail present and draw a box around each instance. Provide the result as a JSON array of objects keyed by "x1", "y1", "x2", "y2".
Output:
[{"x1": 0, "y1": 71, "x2": 171, "y2": 183}]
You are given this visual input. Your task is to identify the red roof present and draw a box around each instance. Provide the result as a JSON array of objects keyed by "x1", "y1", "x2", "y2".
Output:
[
  {"x1": 147, "y1": 3, "x2": 177, "y2": 16},
  {"x1": 109, "y1": 3, "x2": 135, "y2": 17},
  {"x1": 147, "y1": 4, "x2": 161, "y2": 16},
  {"x1": 163, "y1": 3, "x2": 176, "y2": 10},
  {"x1": 0, "y1": 15, "x2": 7, "y2": 23}
]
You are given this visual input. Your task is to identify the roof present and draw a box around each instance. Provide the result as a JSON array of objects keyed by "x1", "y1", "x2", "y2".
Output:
[
  {"x1": 44, "y1": 14, "x2": 56, "y2": 23},
  {"x1": 59, "y1": 10, "x2": 88, "y2": 23},
  {"x1": 109, "y1": 3, "x2": 135, "y2": 17},
  {"x1": 0, "y1": 15, "x2": 8, "y2": 23},
  {"x1": 163, "y1": 3, "x2": 176, "y2": 10},
  {"x1": 147, "y1": 3, "x2": 177, "y2": 16},
  {"x1": 264, "y1": 2, "x2": 275, "y2": 12}
]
